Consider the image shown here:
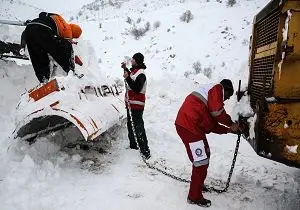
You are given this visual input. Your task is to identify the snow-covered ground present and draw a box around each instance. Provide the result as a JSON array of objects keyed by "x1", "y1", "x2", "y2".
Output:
[{"x1": 0, "y1": 0, "x2": 300, "y2": 209}]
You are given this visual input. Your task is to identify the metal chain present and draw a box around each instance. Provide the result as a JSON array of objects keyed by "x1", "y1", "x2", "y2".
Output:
[
  {"x1": 142, "y1": 157, "x2": 190, "y2": 183},
  {"x1": 141, "y1": 134, "x2": 241, "y2": 193},
  {"x1": 124, "y1": 78, "x2": 241, "y2": 193},
  {"x1": 207, "y1": 133, "x2": 241, "y2": 193}
]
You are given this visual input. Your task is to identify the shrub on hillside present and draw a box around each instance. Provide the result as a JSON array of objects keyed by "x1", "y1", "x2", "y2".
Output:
[
  {"x1": 153, "y1": 21, "x2": 161, "y2": 30},
  {"x1": 227, "y1": 0, "x2": 237, "y2": 7},
  {"x1": 203, "y1": 67, "x2": 212, "y2": 78},
  {"x1": 180, "y1": 10, "x2": 193, "y2": 23},
  {"x1": 130, "y1": 22, "x2": 151, "y2": 40},
  {"x1": 190, "y1": 61, "x2": 213, "y2": 78},
  {"x1": 184, "y1": 71, "x2": 193, "y2": 78},
  {"x1": 192, "y1": 61, "x2": 202, "y2": 74},
  {"x1": 126, "y1": 16, "x2": 132, "y2": 24}
]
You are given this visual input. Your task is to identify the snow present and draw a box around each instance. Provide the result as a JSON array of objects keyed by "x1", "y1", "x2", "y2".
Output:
[
  {"x1": 1, "y1": 0, "x2": 300, "y2": 210},
  {"x1": 284, "y1": 121, "x2": 289, "y2": 129},
  {"x1": 278, "y1": 9, "x2": 292, "y2": 80},
  {"x1": 265, "y1": 97, "x2": 277, "y2": 102},
  {"x1": 286, "y1": 145, "x2": 298, "y2": 154}
]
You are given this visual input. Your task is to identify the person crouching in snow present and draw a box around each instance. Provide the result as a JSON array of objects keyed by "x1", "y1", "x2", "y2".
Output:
[
  {"x1": 121, "y1": 53, "x2": 151, "y2": 160},
  {"x1": 175, "y1": 79, "x2": 240, "y2": 207},
  {"x1": 21, "y1": 12, "x2": 82, "y2": 83}
]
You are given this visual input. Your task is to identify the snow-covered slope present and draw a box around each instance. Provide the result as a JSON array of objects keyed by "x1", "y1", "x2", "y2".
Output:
[
  {"x1": 0, "y1": 0, "x2": 41, "y2": 20},
  {"x1": 0, "y1": 0, "x2": 299, "y2": 210}
]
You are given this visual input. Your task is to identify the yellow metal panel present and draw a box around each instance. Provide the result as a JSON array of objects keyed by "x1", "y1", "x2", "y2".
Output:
[
  {"x1": 282, "y1": 1, "x2": 300, "y2": 14},
  {"x1": 273, "y1": 60, "x2": 300, "y2": 97},
  {"x1": 273, "y1": 7, "x2": 300, "y2": 98},
  {"x1": 254, "y1": 48, "x2": 277, "y2": 59},
  {"x1": 287, "y1": 11, "x2": 300, "y2": 57},
  {"x1": 256, "y1": 41, "x2": 277, "y2": 54}
]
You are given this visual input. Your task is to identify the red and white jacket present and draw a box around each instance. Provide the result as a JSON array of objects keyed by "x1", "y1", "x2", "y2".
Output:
[
  {"x1": 175, "y1": 83, "x2": 233, "y2": 136},
  {"x1": 125, "y1": 68, "x2": 147, "y2": 110}
]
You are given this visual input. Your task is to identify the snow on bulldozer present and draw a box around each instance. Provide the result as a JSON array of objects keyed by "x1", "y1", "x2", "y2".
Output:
[{"x1": 12, "y1": 41, "x2": 126, "y2": 146}]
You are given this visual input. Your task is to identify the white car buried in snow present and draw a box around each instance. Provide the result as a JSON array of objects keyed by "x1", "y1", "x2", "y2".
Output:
[{"x1": 13, "y1": 75, "x2": 125, "y2": 143}]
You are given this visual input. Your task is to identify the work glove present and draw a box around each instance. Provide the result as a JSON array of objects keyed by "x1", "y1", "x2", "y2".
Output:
[
  {"x1": 229, "y1": 122, "x2": 240, "y2": 134},
  {"x1": 75, "y1": 55, "x2": 83, "y2": 66},
  {"x1": 123, "y1": 71, "x2": 129, "y2": 79}
]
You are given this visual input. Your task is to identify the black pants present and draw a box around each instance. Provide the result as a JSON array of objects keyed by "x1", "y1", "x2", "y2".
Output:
[
  {"x1": 0, "y1": 41, "x2": 22, "y2": 56},
  {"x1": 127, "y1": 109, "x2": 150, "y2": 155},
  {"x1": 24, "y1": 25, "x2": 74, "y2": 82}
]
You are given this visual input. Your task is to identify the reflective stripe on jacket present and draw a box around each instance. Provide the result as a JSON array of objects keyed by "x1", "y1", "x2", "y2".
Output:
[{"x1": 175, "y1": 83, "x2": 233, "y2": 135}]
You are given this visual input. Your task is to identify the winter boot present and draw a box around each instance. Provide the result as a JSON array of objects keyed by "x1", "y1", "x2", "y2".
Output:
[
  {"x1": 202, "y1": 185, "x2": 209, "y2": 192},
  {"x1": 129, "y1": 144, "x2": 138, "y2": 150},
  {"x1": 187, "y1": 197, "x2": 211, "y2": 207},
  {"x1": 141, "y1": 149, "x2": 151, "y2": 160}
]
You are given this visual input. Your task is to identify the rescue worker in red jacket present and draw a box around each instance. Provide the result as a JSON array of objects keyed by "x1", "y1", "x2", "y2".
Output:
[
  {"x1": 175, "y1": 79, "x2": 240, "y2": 207},
  {"x1": 21, "y1": 12, "x2": 82, "y2": 83},
  {"x1": 122, "y1": 53, "x2": 151, "y2": 160}
]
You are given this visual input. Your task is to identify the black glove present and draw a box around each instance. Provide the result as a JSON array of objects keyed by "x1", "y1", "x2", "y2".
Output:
[{"x1": 24, "y1": 19, "x2": 31, "y2": 25}]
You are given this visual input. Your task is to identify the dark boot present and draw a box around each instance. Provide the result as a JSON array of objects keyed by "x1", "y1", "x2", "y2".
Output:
[
  {"x1": 187, "y1": 197, "x2": 211, "y2": 207},
  {"x1": 202, "y1": 185, "x2": 209, "y2": 192},
  {"x1": 141, "y1": 149, "x2": 151, "y2": 160},
  {"x1": 129, "y1": 144, "x2": 138, "y2": 150},
  {"x1": 130, "y1": 109, "x2": 150, "y2": 156}
]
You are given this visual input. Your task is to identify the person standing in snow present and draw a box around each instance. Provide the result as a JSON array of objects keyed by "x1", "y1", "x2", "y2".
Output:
[
  {"x1": 21, "y1": 12, "x2": 82, "y2": 83},
  {"x1": 122, "y1": 53, "x2": 151, "y2": 160},
  {"x1": 175, "y1": 79, "x2": 240, "y2": 207}
]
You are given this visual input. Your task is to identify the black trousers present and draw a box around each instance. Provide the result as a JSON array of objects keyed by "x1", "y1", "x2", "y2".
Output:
[
  {"x1": 127, "y1": 109, "x2": 150, "y2": 154},
  {"x1": 0, "y1": 41, "x2": 22, "y2": 56},
  {"x1": 24, "y1": 25, "x2": 74, "y2": 82}
]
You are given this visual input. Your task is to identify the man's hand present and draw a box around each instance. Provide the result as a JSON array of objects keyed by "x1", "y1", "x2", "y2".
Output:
[
  {"x1": 229, "y1": 122, "x2": 239, "y2": 133},
  {"x1": 24, "y1": 19, "x2": 31, "y2": 25},
  {"x1": 69, "y1": 40, "x2": 78, "y2": 45},
  {"x1": 123, "y1": 71, "x2": 129, "y2": 79},
  {"x1": 121, "y1": 62, "x2": 126, "y2": 69},
  {"x1": 75, "y1": 55, "x2": 83, "y2": 66}
]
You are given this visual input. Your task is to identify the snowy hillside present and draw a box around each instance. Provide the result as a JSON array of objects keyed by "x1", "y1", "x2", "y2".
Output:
[
  {"x1": 0, "y1": 0, "x2": 300, "y2": 210},
  {"x1": 0, "y1": 0, "x2": 41, "y2": 20}
]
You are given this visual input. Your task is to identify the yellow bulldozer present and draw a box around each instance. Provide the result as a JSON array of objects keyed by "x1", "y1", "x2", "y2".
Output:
[{"x1": 246, "y1": 0, "x2": 300, "y2": 168}]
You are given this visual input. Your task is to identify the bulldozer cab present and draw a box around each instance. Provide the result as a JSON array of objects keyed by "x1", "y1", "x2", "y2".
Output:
[{"x1": 247, "y1": 0, "x2": 300, "y2": 168}]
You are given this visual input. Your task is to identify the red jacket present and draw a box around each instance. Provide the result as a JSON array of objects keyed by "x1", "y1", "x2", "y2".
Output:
[{"x1": 175, "y1": 83, "x2": 233, "y2": 136}]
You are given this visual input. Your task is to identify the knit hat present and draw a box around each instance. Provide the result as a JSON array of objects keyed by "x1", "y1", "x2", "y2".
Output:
[
  {"x1": 132, "y1": 52, "x2": 144, "y2": 64},
  {"x1": 220, "y1": 79, "x2": 234, "y2": 96},
  {"x1": 70, "y1": 24, "x2": 82, "y2": 39}
]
